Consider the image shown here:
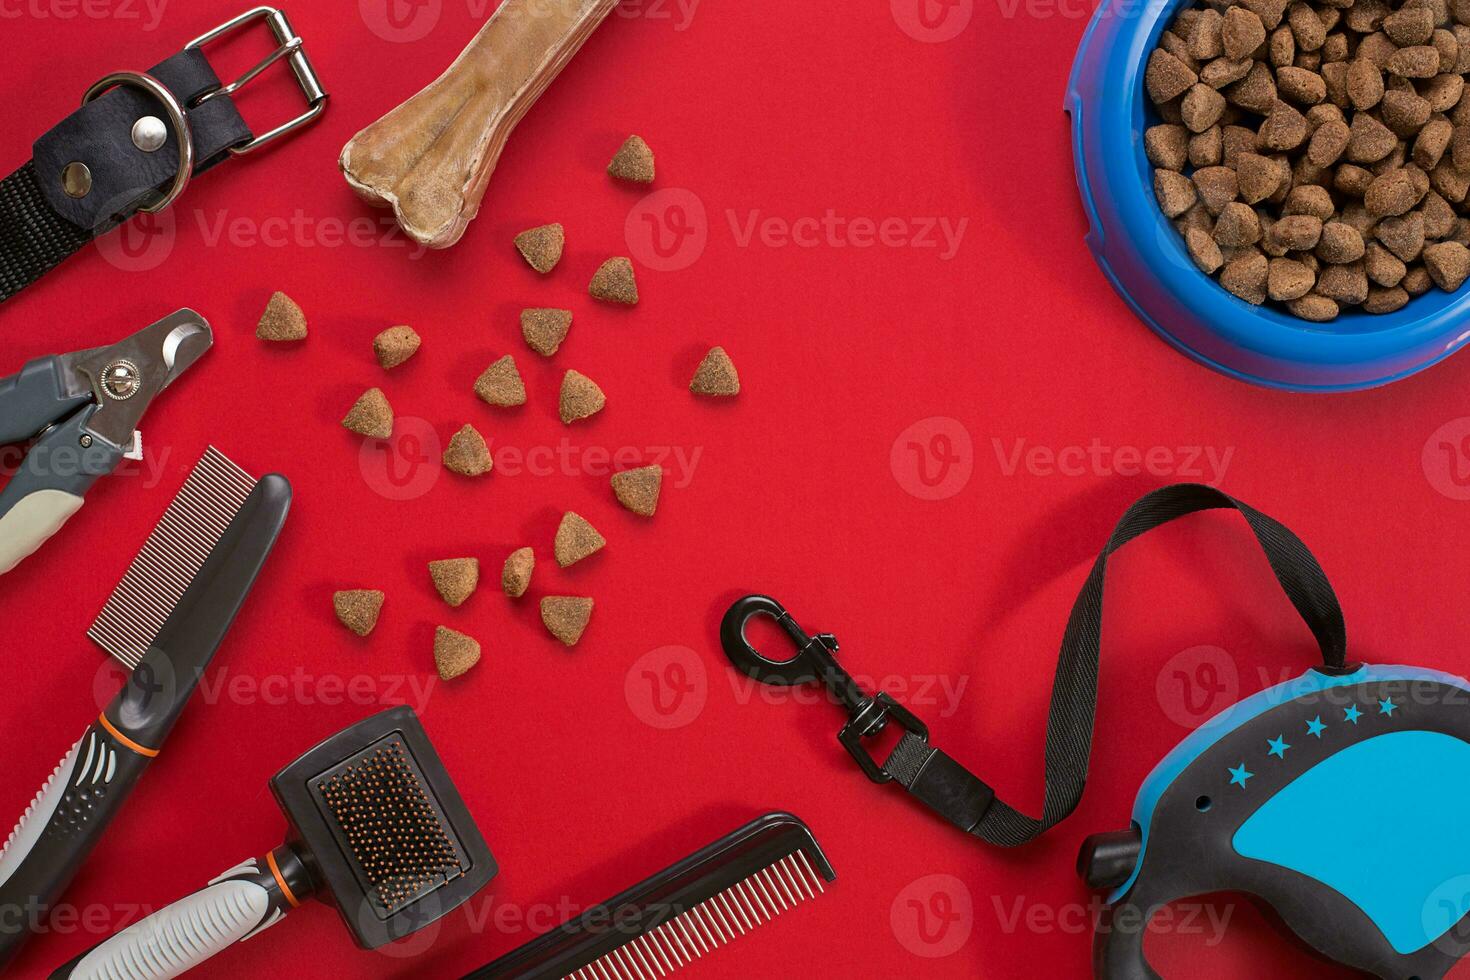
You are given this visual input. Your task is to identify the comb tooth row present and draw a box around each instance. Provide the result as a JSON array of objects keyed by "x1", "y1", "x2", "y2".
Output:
[
  {"x1": 562, "y1": 849, "x2": 828, "y2": 980},
  {"x1": 87, "y1": 447, "x2": 257, "y2": 668},
  {"x1": 316, "y1": 738, "x2": 464, "y2": 914}
]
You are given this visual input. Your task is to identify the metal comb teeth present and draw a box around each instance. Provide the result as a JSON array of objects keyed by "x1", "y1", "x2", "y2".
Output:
[
  {"x1": 563, "y1": 849, "x2": 828, "y2": 980},
  {"x1": 88, "y1": 447, "x2": 257, "y2": 668},
  {"x1": 315, "y1": 737, "x2": 466, "y2": 914}
]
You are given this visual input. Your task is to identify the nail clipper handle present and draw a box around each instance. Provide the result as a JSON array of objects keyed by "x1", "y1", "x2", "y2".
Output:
[
  {"x1": 0, "y1": 720, "x2": 153, "y2": 969},
  {"x1": 47, "y1": 849, "x2": 307, "y2": 980}
]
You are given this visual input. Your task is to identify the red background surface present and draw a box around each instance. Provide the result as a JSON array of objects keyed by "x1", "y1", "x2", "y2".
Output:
[{"x1": 4, "y1": 1, "x2": 1470, "y2": 977}]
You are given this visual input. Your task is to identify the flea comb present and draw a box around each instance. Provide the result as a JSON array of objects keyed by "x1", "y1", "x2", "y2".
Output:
[
  {"x1": 0, "y1": 448, "x2": 289, "y2": 969},
  {"x1": 50, "y1": 706, "x2": 498, "y2": 978},
  {"x1": 468, "y1": 812, "x2": 835, "y2": 980}
]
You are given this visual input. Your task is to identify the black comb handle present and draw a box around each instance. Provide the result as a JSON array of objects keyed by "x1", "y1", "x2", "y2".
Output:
[
  {"x1": 0, "y1": 475, "x2": 290, "y2": 968},
  {"x1": 48, "y1": 847, "x2": 314, "y2": 980}
]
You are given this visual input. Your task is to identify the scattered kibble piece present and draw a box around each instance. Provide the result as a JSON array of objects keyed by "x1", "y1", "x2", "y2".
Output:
[
  {"x1": 522, "y1": 308, "x2": 573, "y2": 357},
  {"x1": 342, "y1": 388, "x2": 393, "y2": 439},
  {"x1": 541, "y1": 596, "x2": 593, "y2": 647},
  {"x1": 690, "y1": 346, "x2": 740, "y2": 396},
  {"x1": 608, "y1": 135, "x2": 655, "y2": 183},
  {"x1": 589, "y1": 257, "x2": 639, "y2": 305},
  {"x1": 560, "y1": 370, "x2": 606, "y2": 423},
  {"x1": 443, "y1": 424, "x2": 493, "y2": 476},
  {"x1": 475, "y1": 354, "x2": 527, "y2": 407},
  {"x1": 611, "y1": 465, "x2": 663, "y2": 517},
  {"x1": 374, "y1": 325, "x2": 421, "y2": 369},
  {"x1": 256, "y1": 291, "x2": 307, "y2": 342},
  {"x1": 429, "y1": 558, "x2": 480, "y2": 607},
  {"x1": 515, "y1": 222, "x2": 564, "y2": 274},
  {"x1": 333, "y1": 590, "x2": 384, "y2": 637},
  {"x1": 555, "y1": 511, "x2": 606, "y2": 567},
  {"x1": 434, "y1": 626, "x2": 481, "y2": 681},
  {"x1": 503, "y1": 547, "x2": 535, "y2": 598}
]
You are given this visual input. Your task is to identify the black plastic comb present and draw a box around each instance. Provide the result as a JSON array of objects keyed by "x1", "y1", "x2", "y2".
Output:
[
  {"x1": 468, "y1": 812, "x2": 835, "y2": 980},
  {"x1": 49, "y1": 706, "x2": 497, "y2": 978}
]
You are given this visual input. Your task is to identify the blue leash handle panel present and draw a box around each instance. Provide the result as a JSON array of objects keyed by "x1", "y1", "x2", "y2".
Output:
[{"x1": 1090, "y1": 666, "x2": 1470, "y2": 980}]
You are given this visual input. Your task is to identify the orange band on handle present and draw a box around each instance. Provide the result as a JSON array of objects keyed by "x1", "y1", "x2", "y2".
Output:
[
  {"x1": 98, "y1": 713, "x2": 159, "y2": 758},
  {"x1": 267, "y1": 850, "x2": 301, "y2": 908}
]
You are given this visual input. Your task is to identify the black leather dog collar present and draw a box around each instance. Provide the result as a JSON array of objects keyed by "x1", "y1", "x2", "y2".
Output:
[{"x1": 0, "y1": 8, "x2": 326, "y2": 305}]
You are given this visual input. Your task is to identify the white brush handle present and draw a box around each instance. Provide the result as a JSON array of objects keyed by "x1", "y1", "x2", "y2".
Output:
[{"x1": 49, "y1": 851, "x2": 306, "y2": 980}]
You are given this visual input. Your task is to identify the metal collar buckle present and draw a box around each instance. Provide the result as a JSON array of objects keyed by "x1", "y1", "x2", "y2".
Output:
[
  {"x1": 720, "y1": 595, "x2": 931, "y2": 785},
  {"x1": 186, "y1": 6, "x2": 328, "y2": 156}
]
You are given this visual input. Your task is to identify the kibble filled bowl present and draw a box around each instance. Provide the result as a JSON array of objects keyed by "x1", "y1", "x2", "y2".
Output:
[{"x1": 1068, "y1": 0, "x2": 1470, "y2": 391}]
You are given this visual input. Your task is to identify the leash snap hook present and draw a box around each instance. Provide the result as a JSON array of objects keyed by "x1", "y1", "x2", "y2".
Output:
[{"x1": 720, "y1": 595, "x2": 929, "y2": 784}]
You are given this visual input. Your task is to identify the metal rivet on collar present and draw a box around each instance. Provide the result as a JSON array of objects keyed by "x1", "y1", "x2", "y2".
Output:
[
  {"x1": 132, "y1": 116, "x2": 168, "y2": 153},
  {"x1": 61, "y1": 162, "x2": 92, "y2": 199}
]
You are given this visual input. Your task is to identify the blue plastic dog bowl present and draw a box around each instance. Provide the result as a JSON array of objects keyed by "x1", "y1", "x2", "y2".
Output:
[{"x1": 1068, "y1": 0, "x2": 1470, "y2": 392}]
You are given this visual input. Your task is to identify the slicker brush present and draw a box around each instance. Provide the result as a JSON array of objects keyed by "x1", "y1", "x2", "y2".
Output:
[{"x1": 50, "y1": 707, "x2": 497, "y2": 979}]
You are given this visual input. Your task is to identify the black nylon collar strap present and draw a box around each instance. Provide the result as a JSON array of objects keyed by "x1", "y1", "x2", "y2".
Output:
[{"x1": 0, "y1": 48, "x2": 251, "y2": 304}]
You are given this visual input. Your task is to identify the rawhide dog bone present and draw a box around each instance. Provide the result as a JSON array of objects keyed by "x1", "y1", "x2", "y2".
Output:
[{"x1": 340, "y1": 0, "x2": 619, "y2": 248}]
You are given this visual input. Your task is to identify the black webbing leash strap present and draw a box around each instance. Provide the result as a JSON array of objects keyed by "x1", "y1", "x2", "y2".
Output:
[
  {"x1": 0, "y1": 8, "x2": 325, "y2": 305},
  {"x1": 720, "y1": 484, "x2": 1351, "y2": 844}
]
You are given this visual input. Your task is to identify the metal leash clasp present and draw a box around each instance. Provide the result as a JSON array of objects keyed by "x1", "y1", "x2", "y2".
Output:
[{"x1": 720, "y1": 595, "x2": 930, "y2": 784}]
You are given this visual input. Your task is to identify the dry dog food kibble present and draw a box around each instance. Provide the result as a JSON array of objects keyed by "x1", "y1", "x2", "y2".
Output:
[
  {"x1": 443, "y1": 424, "x2": 493, "y2": 476},
  {"x1": 611, "y1": 465, "x2": 663, "y2": 517},
  {"x1": 429, "y1": 558, "x2": 480, "y2": 607},
  {"x1": 503, "y1": 547, "x2": 535, "y2": 598},
  {"x1": 1147, "y1": 0, "x2": 1470, "y2": 320},
  {"x1": 691, "y1": 346, "x2": 740, "y2": 396},
  {"x1": 541, "y1": 596, "x2": 593, "y2": 647},
  {"x1": 342, "y1": 388, "x2": 394, "y2": 439},
  {"x1": 608, "y1": 135, "x2": 655, "y2": 183},
  {"x1": 522, "y1": 308, "x2": 573, "y2": 357},
  {"x1": 515, "y1": 222, "x2": 565, "y2": 274},
  {"x1": 555, "y1": 511, "x2": 606, "y2": 567},
  {"x1": 560, "y1": 370, "x2": 606, "y2": 423},
  {"x1": 434, "y1": 626, "x2": 481, "y2": 681},
  {"x1": 257, "y1": 291, "x2": 307, "y2": 342},
  {"x1": 589, "y1": 257, "x2": 639, "y2": 305},
  {"x1": 333, "y1": 590, "x2": 384, "y2": 637},
  {"x1": 374, "y1": 325, "x2": 421, "y2": 369},
  {"x1": 475, "y1": 355, "x2": 528, "y2": 407}
]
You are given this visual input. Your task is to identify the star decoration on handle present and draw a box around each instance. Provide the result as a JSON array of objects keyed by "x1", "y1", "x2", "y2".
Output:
[
  {"x1": 1378, "y1": 698, "x2": 1397, "y2": 717},
  {"x1": 1306, "y1": 716, "x2": 1327, "y2": 738},
  {"x1": 1228, "y1": 763, "x2": 1254, "y2": 788},
  {"x1": 1267, "y1": 736, "x2": 1290, "y2": 759},
  {"x1": 1344, "y1": 705, "x2": 1363, "y2": 725}
]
